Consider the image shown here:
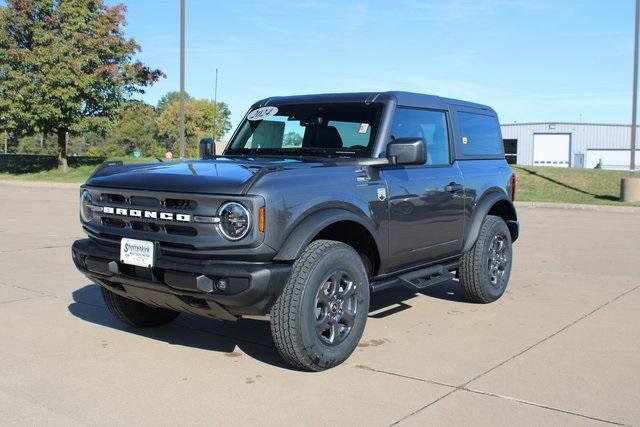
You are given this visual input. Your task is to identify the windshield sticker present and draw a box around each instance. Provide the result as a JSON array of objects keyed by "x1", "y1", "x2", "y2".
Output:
[
  {"x1": 247, "y1": 106, "x2": 279, "y2": 121},
  {"x1": 358, "y1": 123, "x2": 370, "y2": 134}
]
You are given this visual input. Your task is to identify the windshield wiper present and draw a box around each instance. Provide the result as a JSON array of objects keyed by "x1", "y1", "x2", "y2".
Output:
[
  {"x1": 224, "y1": 147, "x2": 360, "y2": 161},
  {"x1": 227, "y1": 148, "x2": 327, "y2": 160},
  {"x1": 279, "y1": 147, "x2": 359, "y2": 158}
]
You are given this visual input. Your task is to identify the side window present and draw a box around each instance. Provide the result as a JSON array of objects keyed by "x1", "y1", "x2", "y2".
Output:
[
  {"x1": 457, "y1": 112, "x2": 502, "y2": 156},
  {"x1": 390, "y1": 108, "x2": 450, "y2": 166}
]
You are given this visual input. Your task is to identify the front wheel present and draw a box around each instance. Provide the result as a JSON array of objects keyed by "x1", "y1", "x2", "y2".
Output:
[
  {"x1": 459, "y1": 215, "x2": 513, "y2": 303},
  {"x1": 270, "y1": 240, "x2": 370, "y2": 371}
]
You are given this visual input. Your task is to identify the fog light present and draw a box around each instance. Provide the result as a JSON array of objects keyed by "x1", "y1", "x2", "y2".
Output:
[{"x1": 216, "y1": 278, "x2": 228, "y2": 291}]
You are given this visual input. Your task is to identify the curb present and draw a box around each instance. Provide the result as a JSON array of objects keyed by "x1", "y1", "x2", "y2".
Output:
[
  {"x1": 515, "y1": 201, "x2": 640, "y2": 213},
  {"x1": 0, "y1": 179, "x2": 81, "y2": 190},
  {"x1": 1, "y1": 179, "x2": 638, "y2": 212}
]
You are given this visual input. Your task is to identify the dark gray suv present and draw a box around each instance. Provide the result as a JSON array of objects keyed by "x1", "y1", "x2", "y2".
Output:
[{"x1": 72, "y1": 91, "x2": 519, "y2": 370}]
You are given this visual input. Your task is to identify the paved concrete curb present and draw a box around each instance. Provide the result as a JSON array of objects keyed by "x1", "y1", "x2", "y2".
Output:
[
  {"x1": 0, "y1": 179, "x2": 80, "y2": 190},
  {"x1": 515, "y1": 201, "x2": 640, "y2": 213}
]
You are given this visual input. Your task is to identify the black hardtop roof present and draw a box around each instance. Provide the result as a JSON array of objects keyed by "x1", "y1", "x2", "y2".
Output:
[{"x1": 251, "y1": 91, "x2": 494, "y2": 113}]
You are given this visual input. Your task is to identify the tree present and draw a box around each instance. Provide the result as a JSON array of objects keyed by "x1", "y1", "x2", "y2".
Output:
[
  {"x1": 112, "y1": 101, "x2": 159, "y2": 156},
  {"x1": 17, "y1": 134, "x2": 57, "y2": 155},
  {"x1": 0, "y1": 1, "x2": 163, "y2": 171},
  {"x1": 156, "y1": 98, "x2": 231, "y2": 157},
  {"x1": 157, "y1": 91, "x2": 192, "y2": 114},
  {"x1": 283, "y1": 132, "x2": 303, "y2": 147}
]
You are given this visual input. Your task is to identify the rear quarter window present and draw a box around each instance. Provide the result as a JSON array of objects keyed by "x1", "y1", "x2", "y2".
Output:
[{"x1": 457, "y1": 112, "x2": 503, "y2": 157}]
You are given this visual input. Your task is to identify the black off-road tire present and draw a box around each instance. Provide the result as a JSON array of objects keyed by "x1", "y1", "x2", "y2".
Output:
[
  {"x1": 459, "y1": 215, "x2": 513, "y2": 303},
  {"x1": 270, "y1": 240, "x2": 370, "y2": 371},
  {"x1": 101, "y1": 286, "x2": 180, "y2": 327}
]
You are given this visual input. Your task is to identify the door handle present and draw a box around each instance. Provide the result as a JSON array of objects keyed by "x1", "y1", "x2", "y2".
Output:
[{"x1": 445, "y1": 183, "x2": 463, "y2": 193}]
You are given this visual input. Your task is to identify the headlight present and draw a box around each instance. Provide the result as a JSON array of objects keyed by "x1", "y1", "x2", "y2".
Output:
[
  {"x1": 216, "y1": 202, "x2": 250, "y2": 240},
  {"x1": 80, "y1": 190, "x2": 94, "y2": 222}
]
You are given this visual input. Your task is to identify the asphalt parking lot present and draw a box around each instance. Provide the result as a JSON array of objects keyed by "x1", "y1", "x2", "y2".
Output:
[{"x1": 0, "y1": 182, "x2": 638, "y2": 426}]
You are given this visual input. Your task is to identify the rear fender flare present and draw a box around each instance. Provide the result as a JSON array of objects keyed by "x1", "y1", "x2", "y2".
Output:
[{"x1": 462, "y1": 191, "x2": 518, "y2": 253}]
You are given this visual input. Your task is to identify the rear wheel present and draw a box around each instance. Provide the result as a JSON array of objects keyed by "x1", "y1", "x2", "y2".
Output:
[
  {"x1": 270, "y1": 240, "x2": 370, "y2": 371},
  {"x1": 101, "y1": 286, "x2": 180, "y2": 327},
  {"x1": 459, "y1": 215, "x2": 513, "y2": 303}
]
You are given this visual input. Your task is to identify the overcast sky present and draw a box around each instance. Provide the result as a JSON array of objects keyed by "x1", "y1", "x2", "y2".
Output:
[{"x1": 101, "y1": 1, "x2": 640, "y2": 131}]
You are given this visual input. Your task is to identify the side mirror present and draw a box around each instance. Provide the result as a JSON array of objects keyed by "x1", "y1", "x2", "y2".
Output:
[
  {"x1": 199, "y1": 138, "x2": 216, "y2": 159},
  {"x1": 387, "y1": 138, "x2": 426, "y2": 165}
]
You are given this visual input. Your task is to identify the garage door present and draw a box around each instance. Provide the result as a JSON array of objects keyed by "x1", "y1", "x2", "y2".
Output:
[
  {"x1": 533, "y1": 134, "x2": 570, "y2": 167},
  {"x1": 586, "y1": 149, "x2": 640, "y2": 170}
]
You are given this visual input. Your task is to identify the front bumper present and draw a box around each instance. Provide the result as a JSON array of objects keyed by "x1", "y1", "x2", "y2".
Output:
[{"x1": 72, "y1": 239, "x2": 292, "y2": 320}]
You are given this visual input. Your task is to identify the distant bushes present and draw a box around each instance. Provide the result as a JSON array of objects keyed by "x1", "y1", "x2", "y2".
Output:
[{"x1": 0, "y1": 154, "x2": 105, "y2": 174}]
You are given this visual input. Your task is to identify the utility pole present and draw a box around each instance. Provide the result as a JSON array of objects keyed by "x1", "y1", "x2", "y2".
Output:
[
  {"x1": 621, "y1": 0, "x2": 640, "y2": 201},
  {"x1": 1, "y1": 115, "x2": 6, "y2": 154},
  {"x1": 179, "y1": 0, "x2": 186, "y2": 159},
  {"x1": 631, "y1": 0, "x2": 639, "y2": 173},
  {"x1": 213, "y1": 68, "x2": 218, "y2": 142}
]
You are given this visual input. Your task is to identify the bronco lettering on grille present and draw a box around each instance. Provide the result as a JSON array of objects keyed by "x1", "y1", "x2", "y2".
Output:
[{"x1": 102, "y1": 206, "x2": 191, "y2": 222}]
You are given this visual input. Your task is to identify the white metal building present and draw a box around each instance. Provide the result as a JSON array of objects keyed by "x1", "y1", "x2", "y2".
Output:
[{"x1": 500, "y1": 122, "x2": 640, "y2": 169}]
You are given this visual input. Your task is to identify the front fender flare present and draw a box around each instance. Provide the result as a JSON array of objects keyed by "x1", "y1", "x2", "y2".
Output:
[{"x1": 273, "y1": 208, "x2": 380, "y2": 261}]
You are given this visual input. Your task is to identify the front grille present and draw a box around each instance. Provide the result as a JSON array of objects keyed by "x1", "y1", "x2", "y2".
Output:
[
  {"x1": 95, "y1": 190, "x2": 199, "y2": 236},
  {"x1": 83, "y1": 186, "x2": 263, "y2": 258},
  {"x1": 100, "y1": 193, "x2": 196, "y2": 210},
  {"x1": 165, "y1": 198, "x2": 197, "y2": 210},
  {"x1": 102, "y1": 193, "x2": 126, "y2": 204},
  {"x1": 165, "y1": 224, "x2": 197, "y2": 236},
  {"x1": 102, "y1": 218, "x2": 126, "y2": 228},
  {"x1": 131, "y1": 196, "x2": 161, "y2": 208},
  {"x1": 130, "y1": 221, "x2": 161, "y2": 233}
]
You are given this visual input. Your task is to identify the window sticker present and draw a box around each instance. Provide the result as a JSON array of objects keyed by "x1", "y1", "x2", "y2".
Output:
[
  {"x1": 462, "y1": 136, "x2": 469, "y2": 145},
  {"x1": 247, "y1": 106, "x2": 279, "y2": 121},
  {"x1": 357, "y1": 123, "x2": 370, "y2": 134}
]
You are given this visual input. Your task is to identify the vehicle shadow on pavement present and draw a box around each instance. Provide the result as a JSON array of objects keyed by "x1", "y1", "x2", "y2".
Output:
[
  {"x1": 368, "y1": 279, "x2": 469, "y2": 318},
  {"x1": 68, "y1": 280, "x2": 468, "y2": 369},
  {"x1": 67, "y1": 284, "x2": 300, "y2": 370}
]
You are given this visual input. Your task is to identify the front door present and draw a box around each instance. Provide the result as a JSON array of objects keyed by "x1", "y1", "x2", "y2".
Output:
[{"x1": 382, "y1": 108, "x2": 465, "y2": 269}]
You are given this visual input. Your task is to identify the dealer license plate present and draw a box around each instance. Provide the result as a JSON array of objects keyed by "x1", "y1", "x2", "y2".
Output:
[{"x1": 120, "y1": 238, "x2": 155, "y2": 268}]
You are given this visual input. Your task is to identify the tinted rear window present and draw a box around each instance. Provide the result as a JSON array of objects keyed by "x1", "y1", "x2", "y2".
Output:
[{"x1": 457, "y1": 112, "x2": 503, "y2": 156}]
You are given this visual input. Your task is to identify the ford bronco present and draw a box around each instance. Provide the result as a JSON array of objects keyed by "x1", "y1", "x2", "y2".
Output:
[{"x1": 71, "y1": 91, "x2": 518, "y2": 370}]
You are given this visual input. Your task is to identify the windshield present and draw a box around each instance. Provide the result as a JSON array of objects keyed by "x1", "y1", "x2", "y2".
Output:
[{"x1": 226, "y1": 103, "x2": 383, "y2": 158}]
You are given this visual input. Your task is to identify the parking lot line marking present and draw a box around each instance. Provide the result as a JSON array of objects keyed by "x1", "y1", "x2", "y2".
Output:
[
  {"x1": 354, "y1": 365, "x2": 457, "y2": 389},
  {"x1": 387, "y1": 381, "x2": 627, "y2": 426},
  {"x1": 0, "y1": 294, "x2": 51, "y2": 305},
  {"x1": 0, "y1": 244, "x2": 70, "y2": 254},
  {"x1": 389, "y1": 389, "x2": 460, "y2": 426},
  {"x1": 462, "y1": 283, "x2": 640, "y2": 388},
  {"x1": 385, "y1": 283, "x2": 640, "y2": 426},
  {"x1": 0, "y1": 281, "x2": 48, "y2": 296},
  {"x1": 463, "y1": 388, "x2": 627, "y2": 426}
]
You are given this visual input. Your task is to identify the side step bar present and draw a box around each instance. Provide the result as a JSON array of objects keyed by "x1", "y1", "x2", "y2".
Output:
[
  {"x1": 370, "y1": 261, "x2": 459, "y2": 293},
  {"x1": 399, "y1": 270, "x2": 453, "y2": 291}
]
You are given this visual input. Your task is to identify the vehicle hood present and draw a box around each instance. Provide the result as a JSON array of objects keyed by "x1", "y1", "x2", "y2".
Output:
[{"x1": 84, "y1": 158, "x2": 325, "y2": 194}]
